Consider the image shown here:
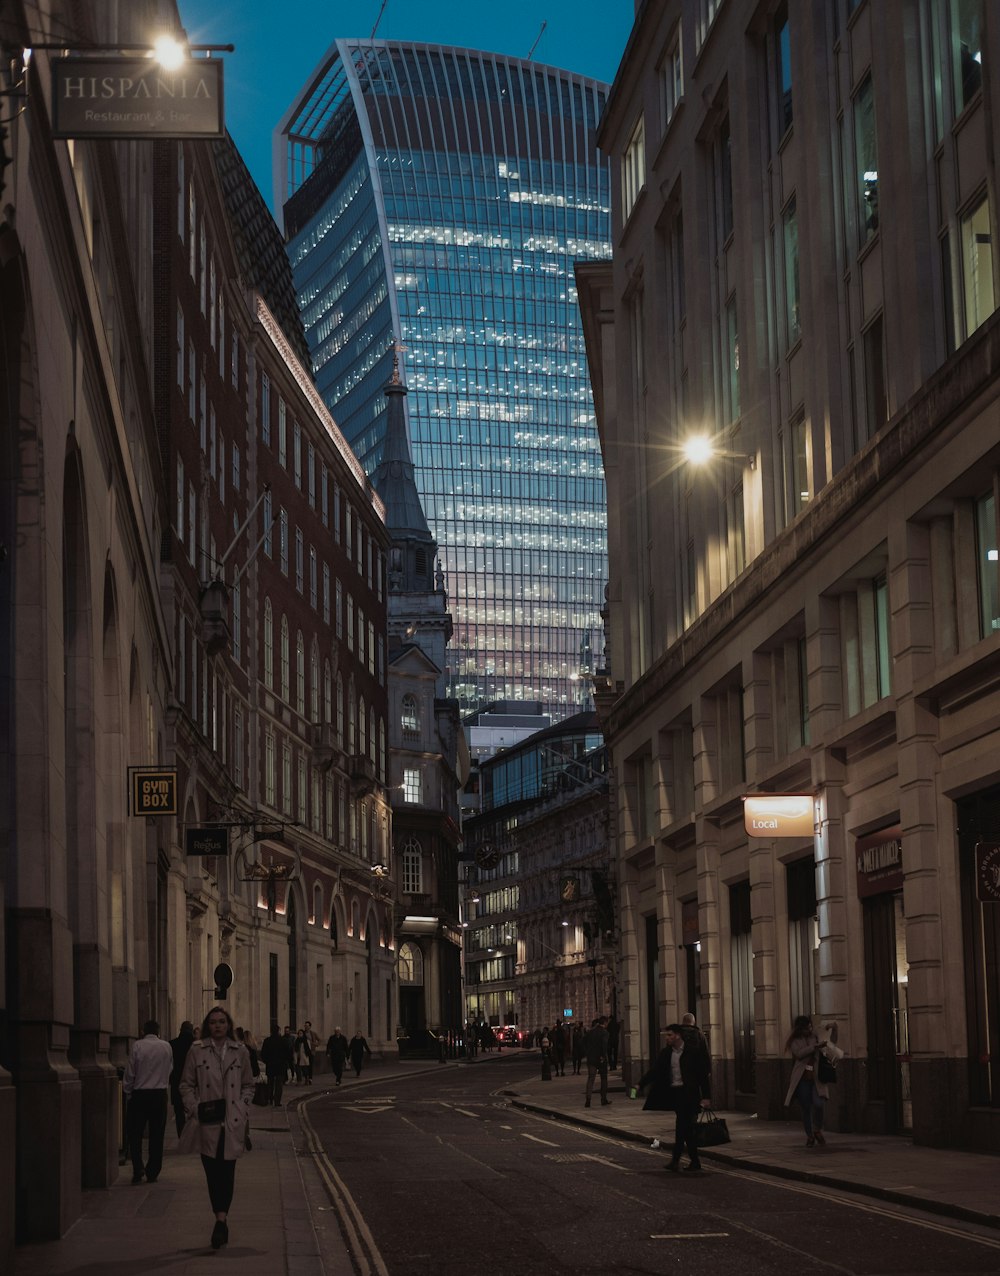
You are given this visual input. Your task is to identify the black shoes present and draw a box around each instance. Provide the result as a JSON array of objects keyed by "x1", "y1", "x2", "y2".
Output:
[
  {"x1": 130, "y1": 1174, "x2": 143, "y2": 1185},
  {"x1": 601, "y1": 1099, "x2": 612, "y2": 1106},
  {"x1": 145, "y1": 1176, "x2": 158, "y2": 1184},
  {"x1": 683, "y1": 1163, "x2": 702, "y2": 1172},
  {"x1": 666, "y1": 1161, "x2": 680, "y2": 1172},
  {"x1": 211, "y1": 1220, "x2": 228, "y2": 1249}
]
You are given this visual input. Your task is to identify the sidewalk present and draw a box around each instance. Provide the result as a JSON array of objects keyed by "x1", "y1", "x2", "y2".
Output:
[
  {"x1": 13, "y1": 1053, "x2": 1000, "y2": 1275},
  {"x1": 508, "y1": 1072, "x2": 1000, "y2": 1231}
]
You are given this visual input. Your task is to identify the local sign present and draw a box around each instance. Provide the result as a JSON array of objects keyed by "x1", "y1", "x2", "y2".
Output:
[
  {"x1": 129, "y1": 769, "x2": 177, "y2": 816},
  {"x1": 743, "y1": 794, "x2": 814, "y2": 838},
  {"x1": 52, "y1": 57, "x2": 224, "y2": 140},
  {"x1": 975, "y1": 842, "x2": 1000, "y2": 903}
]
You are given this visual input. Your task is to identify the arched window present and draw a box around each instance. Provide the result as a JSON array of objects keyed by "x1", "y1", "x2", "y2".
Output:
[
  {"x1": 324, "y1": 660, "x2": 332, "y2": 724},
  {"x1": 401, "y1": 836, "x2": 422, "y2": 894},
  {"x1": 398, "y1": 941, "x2": 424, "y2": 986},
  {"x1": 312, "y1": 881, "x2": 323, "y2": 926},
  {"x1": 280, "y1": 615, "x2": 290, "y2": 702},
  {"x1": 296, "y1": 629, "x2": 305, "y2": 715},
  {"x1": 263, "y1": 598, "x2": 273, "y2": 688},
  {"x1": 401, "y1": 693, "x2": 418, "y2": 735},
  {"x1": 336, "y1": 673, "x2": 344, "y2": 746}
]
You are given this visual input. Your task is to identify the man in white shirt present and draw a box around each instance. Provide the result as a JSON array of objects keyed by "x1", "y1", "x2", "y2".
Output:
[{"x1": 123, "y1": 1019, "x2": 174, "y2": 1184}]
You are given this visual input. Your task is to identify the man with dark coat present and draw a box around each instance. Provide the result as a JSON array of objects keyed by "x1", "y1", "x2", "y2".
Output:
[
  {"x1": 640, "y1": 1023, "x2": 712, "y2": 1172},
  {"x1": 169, "y1": 1020, "x2": 195, "y2": 1135},
  {"x1": 552, "y1": 1021, "x2": 568, "y2": 1076},
  {"x1": 326, "y1": 1027, "x2": 349, "y2": 1085},
  {"x1": 583, "y1": 1015, "x2": 611, "y2": 1108},
  {"x1": 261, "y1": 1024, "x2": 292, "y2": 1105},
  {"x1": 349, "y1": 1030, "x2": 372, "y2": 1077}
]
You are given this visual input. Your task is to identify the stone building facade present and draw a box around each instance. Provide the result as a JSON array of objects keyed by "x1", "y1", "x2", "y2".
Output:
[{"x1": 580, "y1": 0, "x2": 1000, "y2": 1152}]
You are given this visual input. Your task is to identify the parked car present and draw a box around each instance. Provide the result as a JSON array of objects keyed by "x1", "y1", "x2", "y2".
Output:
[{"x1": 498, "y1": 1027, "x2": 524, "y2": 1049}]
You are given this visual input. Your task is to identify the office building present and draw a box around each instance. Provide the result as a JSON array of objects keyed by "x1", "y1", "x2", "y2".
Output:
[
  {"x1": 277, "y1": 40, "x2": 611, "y2": 719},
  {"x1": 580, "y1": 0, "x2": 1000, "y2": 1152}
]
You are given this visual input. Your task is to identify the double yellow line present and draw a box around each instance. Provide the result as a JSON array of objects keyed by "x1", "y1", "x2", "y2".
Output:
[{"x1": 297, "y1": 1093, "x2": 391, "y2": 1276}]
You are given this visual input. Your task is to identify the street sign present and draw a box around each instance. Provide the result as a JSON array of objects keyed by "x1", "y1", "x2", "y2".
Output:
[
  {"x1": 51, "y1": 56, "x2": 225, "y2": 140},
  {"x1": 213, "y1": 962, "x2": 233, "y2": 1000}
]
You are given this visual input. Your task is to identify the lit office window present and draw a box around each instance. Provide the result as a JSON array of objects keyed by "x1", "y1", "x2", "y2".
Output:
[
  {"x1": 403, "y1": 768, "x2": 422, "y2": 803},
  {"x1": 622, "y1": 115, "x2": 645, "y2": 219},
  {"x1": 976, "y1": 490, "x2": 999, "y2": 637},
  {"x1": 854, "y1": 75, "x2": 879, "y2": 246},
  {"x1": 660, "y1": 26, "x2": 683, "y2": 130},
  {"x1": 961, "y1": 196, "x2": 995, "y2": 337},
  {"x1": 952, "y1": 0, "x2": 983, "y2": 113}
]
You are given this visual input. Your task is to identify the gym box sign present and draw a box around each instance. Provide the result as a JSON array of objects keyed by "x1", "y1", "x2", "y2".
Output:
[
  {"x1": 129, "y1": 768, "x2": 178, "y2": 816},
  {"x1": 52, "y1": 57, "x2": 224, "y2": 140}
]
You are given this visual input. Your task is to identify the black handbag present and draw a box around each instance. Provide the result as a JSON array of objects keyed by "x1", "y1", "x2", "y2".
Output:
[
  {"x1": 817, "y1": 1053, "x2": 838, "y2": 1084},
  {"x1": 694, "y1": 1109, "x2": 731, "y2": 1147},
  {"x1": 252, "y1": 1080, "x2": 270, "y2": 1107},
  {"x1": 197, "y1": 1098, "x2": 226, "y2": 1124}
]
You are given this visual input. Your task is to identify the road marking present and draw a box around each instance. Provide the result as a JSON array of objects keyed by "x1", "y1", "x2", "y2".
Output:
[
  {"x1": 453, "y1": 1107, "x2": 480, "y2": 1118},
  {"x1": 521, "y1": 1133, "x2": 560, "y2": 1146},
  {"x1": 343, "y1": 1104, "x2": 393, "y2": 1113},
  {"x1": 651, "y1": 1233, "x2": 730, "y2": 1239}
]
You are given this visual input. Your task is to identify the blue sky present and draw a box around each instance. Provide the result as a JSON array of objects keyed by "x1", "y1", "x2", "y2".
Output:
[{"x1": 178, "y1": 0, "x2": 635, "y2": 210}]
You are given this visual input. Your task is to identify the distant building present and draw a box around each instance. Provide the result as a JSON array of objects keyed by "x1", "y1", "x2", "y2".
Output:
[
  {"x1": 580, "y1": 0, "x2": 1000, "y2": 1153},
  {"x1": 374, "y1": 361, "x2": 468, "y2": 1050},
  {"x1": 277, "y1": 40, "x2": 611, "y2": 720}
]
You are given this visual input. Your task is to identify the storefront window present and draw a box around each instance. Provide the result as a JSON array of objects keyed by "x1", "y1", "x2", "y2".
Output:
[{"x1": 976, "y1": 489, "x2": 999, "y2": 638}]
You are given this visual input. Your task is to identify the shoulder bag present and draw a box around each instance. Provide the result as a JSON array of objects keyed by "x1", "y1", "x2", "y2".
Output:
[{"x1": 694, "y1": 1109, "x2": 731, "y2": 1147}]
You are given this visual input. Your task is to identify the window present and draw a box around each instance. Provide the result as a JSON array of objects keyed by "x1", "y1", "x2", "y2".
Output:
[
  {"x1": 839, "y1": 566, "x2": 892, "y2": 715},
  {"x1": 293, "y1": 420, "x2": 302, "y2": 487},
  {"x1": 784, "y1": 414, "x2": 811, "y2": 519},
  {"x1": 232, "y1": 443, "x2": 240, "y2": 493},
  {"x1": 322, "y1": 564, "x2": 330, "y2": 623},
  {"x1": 696, "y1": 0, "x2": 723, "y2": 52},
  {"x1": 310, "y1": 547, "x2": 318, "y2": 609},
  {"x1": 398, "y1": 939, "x2": 423, "y2": 982},
  {"x1": 231, "y1": 331, "x2": 239, "y2": 388},
  {"x1": 265, "y1": 731, "x2": 275, "y2": 806},
  {"x1": 403, "y1": 768, "x2": 422, "y2": 803},
  {"x1": 264, "y1": 599, "x2": 273, "y2": 688},
  {"x1": 280, "y1": 615, "x2": 290, "y2": 703},
  {"x1": 774, "y1": 2, "x2": 792, "y2": 139},
  {"x1": 783, "y1": 197, "x2": 801, "y2": 345},
  {"x1": 321, "y1": 465, "x2": 329, "y2": 524},
  {"x1": 234, "y1": 706, "x2": 243, "y2": 788},
  {"x1": 307, "y1": 444, "x2": 316, "y2": 506},
  {"x1": 336, "y1": 674, "x2": 344, "y2": 745},
  {"x1": 787, "y1": 858, "x2": 818, "y2": 1019},
  {"x1": 401, "y1": 693, "x2": 419, "y2": 736},
  {"x1": 854, "y1": 75, "x2": 878, "y2": 246},
  {"x1": 952, "y1": 0, "x2": 983, "y2": 113},
  {"x1": 961, "y1": 195, "x2": 995, "y2": 337},
  {"x1": 660, "y1": 26, "x2": 683, "y2": 130},
  {"x1": 726, "y1": 296, "x2": 741, "y2": 420},
  {"x1": 334, "y1": 484, "x2": 342, "y2": 542},
  {"x1": 176, "y1": 304, "x2": 184, "y2": 387},
  {"x1": 717, "y1": 114, "x2": 733, "y2": 242},
  {"x1": 232, "y1": 579, "x2": 241, "y2": 665},
  {"x1": 874, "y1": 574, "x2": 891, "y2": 698},
  {"x1": 296, "y1": 527, "x2": 304, "y2": 593},
  {"x1": 401, "y1": 840, "x2": 423, "y2": 894},
  {"x1": 280, "y1": 508, "x2": 289, "y2": 575},
  {"x1": 282, "y1": 743, "x2": 292, "y2": 816},
  {"x1": 278, "y1": 398, "x2": 287, "y2": 467},
  {"x1": 622, "y1": 115, "x2": 646, "y2": 220},
  {"x1": 261, "y1": 373, "x2": 271, "y2": 445},
  {"x1": 188, "y1": 342, "x2": 196, "y2": 422},
  {"x1": 176, "y1": 457, "x2": 184, "y2": 536},
  {"x1": 368, "y1": 621, "x2": 375, "y2": 674},
  {"x1": 296, "y1": 630, "x2": 305, "y2": 716},
  {"x1": 263, "y1": 490, "x2": 273, "y2": 557},
  {"x1": 347, "y1": 595, "x2": 354, "y2": 652},
  {"x1": 863, "y1": 314, "x2": 887, "y2": 435},
  {"x1": 975, "y1": 489, "x2": 999, "y2": 638},
  {"x1": 336, "y1": 580, "x2": 343, "y2": 638},
  {"x1": 187, "y1": 482, "x2": 196, "y2": 564}
]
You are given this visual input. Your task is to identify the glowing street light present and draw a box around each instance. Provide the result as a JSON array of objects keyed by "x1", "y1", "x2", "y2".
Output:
[
  {"x1": 683, "y1": 435, "x2": 715, "y2": 465},
  {"x1": 151, "y1": 33, "x2": 187, "y2": 69}
]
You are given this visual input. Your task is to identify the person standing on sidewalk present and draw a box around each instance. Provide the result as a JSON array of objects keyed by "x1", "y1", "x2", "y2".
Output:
[
  {"x1": 349, "y1": 1029, "x2": 372, "y2": 1077},
  {"x1": 179, "y1": 1006, "x2": 255, "y2": 1250},
  {"x1": 326, "y1": 1027, "x2": 349, "y2": 1085},
  {"x1": 168, "y1": 1020, "x2": 195, "y2": 1136},
  {"x1": 261, "y1": 1023, "x2": 290, "y2": 1105},
  {"x1": 552, "y1": 1021, "x2": 568, "y2": 1076},
  {"x1": 784, "y1": 1015, "x2": 831, "y2": 1147},
  {"x1": 571, "y1": 1023, "x2": 585, "y2": 1074},
  {"x1": 583, "y1": 1016, "x2": 611, "y2": 1108},
  {"x1": 293, "y1": 1028, "x2": 313, "y2": 1084},
  {"x1": 639, "y1": 1023, "x2": 712, "y2": 1173},
  {"x1": 124, "y1": 1020, "x2": 174, "y2": 1184}
]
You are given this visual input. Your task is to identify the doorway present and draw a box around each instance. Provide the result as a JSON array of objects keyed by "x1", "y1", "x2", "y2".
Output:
[{"x1": 862, "y1": 890, "x2": 910, "y2": 1131}]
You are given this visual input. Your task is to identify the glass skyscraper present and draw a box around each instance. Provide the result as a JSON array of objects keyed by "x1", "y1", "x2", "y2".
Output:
[{"x1": 276, "y1": 40, "x2": 610, "y2": 719}]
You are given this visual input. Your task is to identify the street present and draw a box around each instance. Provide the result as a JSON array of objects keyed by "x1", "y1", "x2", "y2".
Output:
[{"x1": 296, "y1": 1055, "x2": 1000, "y2": 1276}]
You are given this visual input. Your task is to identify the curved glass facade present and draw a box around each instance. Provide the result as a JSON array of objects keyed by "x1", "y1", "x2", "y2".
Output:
[{"x1": 278, "y1": 41, "x2": 610, "y2": 719}]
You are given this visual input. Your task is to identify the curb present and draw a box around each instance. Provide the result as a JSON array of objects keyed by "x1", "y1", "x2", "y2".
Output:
[{"x1": 507, "y1": 1099, "x2": 1000, "y2": 1233}]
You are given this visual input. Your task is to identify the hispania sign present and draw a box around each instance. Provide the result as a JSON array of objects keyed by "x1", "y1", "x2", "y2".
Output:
[
  {"x1": 52, "y1": 57, "x2": 224, "y2": 139},
  {"x1": 743, "y1": 794, "x2": 814, "y2": 838}
]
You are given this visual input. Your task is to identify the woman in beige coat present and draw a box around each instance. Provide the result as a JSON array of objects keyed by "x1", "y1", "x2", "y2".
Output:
[
  {"x1": 179, "y1": 1006, "x2": 255, "y2": 1249},
  {"x1": 783, "y1": 1016, "x2": 843, "y2": 1147}
]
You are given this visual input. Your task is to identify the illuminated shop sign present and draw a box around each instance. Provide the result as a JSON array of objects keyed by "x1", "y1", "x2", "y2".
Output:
[
  {"x1": 855, "y1": 826, "x2": 903, "y2": 898},
  {"x1": 52, "y1": 57, "x2": 224, "y2": 139},
  {"x1": 129, "y1": 768, "x2": 177, "y2": 816},
  {"x1": 743, "y1": 794, "x2": 814, "y2": 838}
]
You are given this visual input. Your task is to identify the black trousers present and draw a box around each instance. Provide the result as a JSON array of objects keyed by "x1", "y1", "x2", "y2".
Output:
[
  {"x1": 201, "y1": 1129, "x2": 236, "y2": 1214},
  {"x1": 670, "y1": 1091, "x2": 700, "y2": 1165},
  {"x1": 127, "y1": 1089, "x2": 168, "y2": 1179}
]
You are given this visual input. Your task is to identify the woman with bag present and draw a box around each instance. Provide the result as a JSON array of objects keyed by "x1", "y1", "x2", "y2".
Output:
[
  {"x1": 784, "y1": 1015, "x2": 834, "y2": 1147},
  {"x1": 179, "y1": 1006, "x2": 255, "y2": 1249}
]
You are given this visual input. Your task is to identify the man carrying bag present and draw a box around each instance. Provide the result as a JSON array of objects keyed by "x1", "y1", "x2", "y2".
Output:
[{"x1": 639, "y1": 1023, "x2": 713, "y2": 1173}]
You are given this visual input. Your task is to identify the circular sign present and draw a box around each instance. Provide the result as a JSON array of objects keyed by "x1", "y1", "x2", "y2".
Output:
[
  {"x1": 475, "y1": 843, "x2": 501, "y2": 870},
  {"x1": 213, "y1": 962, "x2": 234, "y2": 990}
]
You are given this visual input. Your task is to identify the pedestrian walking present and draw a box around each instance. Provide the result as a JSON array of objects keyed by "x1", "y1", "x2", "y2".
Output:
[
  {"x1": 326, "y1": 1027, "x2": 349, "y2": 1085},
  {"x1": 552, "y1": 1022, "x2": 567, "y2": 1076},
  {"x1": 168, "y1": 1020, "x2": 195, "y2": 1137},
  {"x1": 349, "y1": 1029, "x2": 372, "y2": 1077},
  {"x1": 639, "y1": 1023, "x2": 712, "y2": 1173},
  {"x1": 571, "y1": 1023, "x2": 584, "y2": 1074},
  {"x1": 282, "y1": 1025, "x2": 296, "y2": 1082},
  {"x1": 540, "y1": 1034, "x2": 553, "y2": 1081},
  {"x1": 784, "y1": 1015, "x2": 835, "y2": 1147},
  {"x1": 294, "y1": 1028, "x2": 313, "y2": 1084},
  {"x1": 303, "y1": 1020, "x2": 320, "y2": 1076},
  {"x1": 260, "y1": 1023, "x2": 290, "y2": 1105},
  {"x1": 124, "y1": 1019, "x2": 174, "y2": 1184},
  {"x1": 583, "y1": 1016, "x2": 611, "y2": 1108},
  {"x1": 179, "y1": 1006, "x2": 255, "y2": 1250}
]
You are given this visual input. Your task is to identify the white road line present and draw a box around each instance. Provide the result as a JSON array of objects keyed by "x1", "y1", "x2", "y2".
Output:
[
  {"x1": 650, "y1": 1233, "x2": 730, "y2": 1239},
  {"x1": 453, "y1": 1107, "x2": 480, "y2": 1118},
  {"x1": 521, "y1": 1132, "x2": 560, "y2": 1146}
]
